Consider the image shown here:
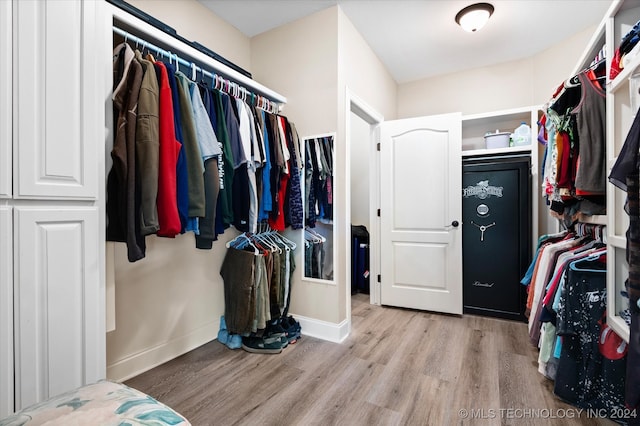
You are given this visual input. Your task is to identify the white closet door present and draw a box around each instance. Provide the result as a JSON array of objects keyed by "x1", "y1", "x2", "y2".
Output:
[
  {"x1": 13, "y1": 206, "x2": 102, "y2": 410},
  {"x1": 0, "y1": 206, "x2": 13, "y2": 417},
  {"x1": 13, "y1": 0, "x2": 98, "y2": 199},
  {"x1": 379, "y1": 113, "x2": 463, "y2": 314},
  {"x1": 0, "y1": 0, "x2": 11, "y2": 199}
]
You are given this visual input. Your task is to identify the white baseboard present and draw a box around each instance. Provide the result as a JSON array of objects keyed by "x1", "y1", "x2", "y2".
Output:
[
  {"x1": 107, "y1": 315, "x2": 350, "y2": 382},
  {"x1": 292, "y1": 314, "x2": 350, "y2": 343},
  {"x1": 106, "y1": 319, "x2": 218, "y2": 382}
]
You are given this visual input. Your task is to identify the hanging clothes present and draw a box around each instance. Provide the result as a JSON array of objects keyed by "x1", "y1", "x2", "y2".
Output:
[
  {"x1": 305, "y1": 136, "x2": 334, "y2": 227},
  {"x1": 221, "y1": 229, "x2": 297, "y2": 334},
  {"x1": 164, "y1": 62, "x2": 189, "y2": 234},
  {"x1": 554, "y1": 253, "x2": 627, "y2": 412},
  {"x1": 107, "y1": 43, "x2": 146, "y2": 262},
  {"x1": 540, "y1": 61, "x2": 607, "y2": 222},
  {"x1": 609, "y1": 107, "x2": 640, "y2": 412},
  {"x1": 153, "y1": 61, "x2": 181, "y2": 238},
  {"x1": 108, "y1": 39, "x2": 303, "y2": 261},
  {"x1": 522, "y1": 228, "x2": 628, "y2": 415},
  {"x1": 134, "y1": 50, "x2": 160, "y2": 236}
]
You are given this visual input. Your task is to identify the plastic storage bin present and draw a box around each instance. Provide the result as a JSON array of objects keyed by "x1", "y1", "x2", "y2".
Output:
[{"x1": 484, "y1": 131, "x2": 511, "y2": 149}]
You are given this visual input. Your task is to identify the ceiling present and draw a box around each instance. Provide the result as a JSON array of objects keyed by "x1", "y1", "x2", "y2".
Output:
[{"x1": 198, "y1": 0, "x2": 613, "y2": 83}]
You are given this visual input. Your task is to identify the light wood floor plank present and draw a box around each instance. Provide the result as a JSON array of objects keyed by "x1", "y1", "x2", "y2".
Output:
[{"x1": 125, "y1": 293, "x2": 617, "y2": 426}]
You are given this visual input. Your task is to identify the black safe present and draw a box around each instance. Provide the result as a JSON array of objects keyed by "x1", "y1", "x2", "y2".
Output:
[{"x1": 462, "y1": 154, "x2": 531, "y2": 321}]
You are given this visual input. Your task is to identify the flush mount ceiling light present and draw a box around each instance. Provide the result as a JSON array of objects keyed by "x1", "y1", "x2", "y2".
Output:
[{"x1": 455, "y1": 3, "x2": 494, "y2": 33}]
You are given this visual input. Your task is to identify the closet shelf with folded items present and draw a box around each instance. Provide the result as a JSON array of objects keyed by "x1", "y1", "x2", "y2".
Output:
[
  {"x1": 219, "y1": 225, "x2": 301, "y2": 354},
  {"x1": 108, "y1": 21, "x2": 306, "y2": 263}
]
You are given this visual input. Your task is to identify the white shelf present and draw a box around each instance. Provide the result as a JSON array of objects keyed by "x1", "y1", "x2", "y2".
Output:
[
  {"x1": 608, "y1": 234, "x2": 626, "y2": 249},
  {"x1": 462, "y1": 145, "x2": 532, "y2": 158},
  {"x1": 609, "y1": 52, "x2": 640, "y2": 94},
  {"x1": 462, "y1": 106, "x2": 539, "y2": 122},
  {"x1": 609, "y1": 314, "x2": 630, "y2": 343},
  {"x1": 576, "y1": 213, "x2": 608, "y2": 225}
]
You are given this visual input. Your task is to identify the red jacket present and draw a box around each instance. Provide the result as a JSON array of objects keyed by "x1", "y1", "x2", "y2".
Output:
[{"x1": 154, "y1": 62, "x2": 181, "y2": 237}]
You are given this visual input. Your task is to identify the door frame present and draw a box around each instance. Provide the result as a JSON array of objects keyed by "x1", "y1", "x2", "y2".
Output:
[{"x1": 345, "y1": 87, "x2": 384, "y2": 323}]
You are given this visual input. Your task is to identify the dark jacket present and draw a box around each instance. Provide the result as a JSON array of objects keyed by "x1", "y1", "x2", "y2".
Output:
[
  {"x1": 107, "y1": 43, "x2": 145, "y2": 262},
  {"x1": 134, "y1": 50, "x2": 160, "y2": 236}
]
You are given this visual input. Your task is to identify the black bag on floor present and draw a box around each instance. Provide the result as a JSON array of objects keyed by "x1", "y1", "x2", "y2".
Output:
[{"x1": 351, "y1": 225, "x2": 370, "y2": 294}]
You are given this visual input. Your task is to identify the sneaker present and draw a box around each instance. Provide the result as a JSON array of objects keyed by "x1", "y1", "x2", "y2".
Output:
[
  {"x1": 241, "y1": 335, "x2": 283, "y2": 354},
  {"x1": 263, "y1": 333, "x2": 288, "y2": 349},
  {"x1": 264, "y1": 321, "x2": 289, "y2": 348},
  {"x1": 281, "y1": 316, "x2": 301, "y2": 344}
]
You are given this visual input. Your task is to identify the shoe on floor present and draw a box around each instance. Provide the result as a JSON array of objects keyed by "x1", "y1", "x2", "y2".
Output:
[
  {"x1": 218, "y1": 316, "x2": 242, "y2": 349},
  {"x1": 227, "y1": 334, "x2": 242, "y2": 350},
  {"x1": 242, "y1": 335, "x2": 283, "y2": 354},
  {"x1": 265, "y1": 321, "x2": 289, "y2": 348},
  {"x1": 282, "y1": 316, "x2": 301, "y2": 343},
  {"x1": 217, "y1": 316, "x2": 229, "y2": 346}
]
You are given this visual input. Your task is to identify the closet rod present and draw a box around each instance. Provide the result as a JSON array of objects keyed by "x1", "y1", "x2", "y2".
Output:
[
  {"x1": 109, "y1": 3, "x2": 287, "y2": 106},
  {"x1": 113, "y1": 26, "x2": 282, "y2": 112}
]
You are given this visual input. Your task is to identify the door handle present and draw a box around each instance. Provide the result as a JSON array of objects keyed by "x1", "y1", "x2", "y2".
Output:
[{"x1": 445, "y1": 220, "x2": 460, "y2": 231}]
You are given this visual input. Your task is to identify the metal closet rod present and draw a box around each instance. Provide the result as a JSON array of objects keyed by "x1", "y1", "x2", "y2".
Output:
[{"x1": 113, "y1": 26, "x2": 284, "y2": 112}]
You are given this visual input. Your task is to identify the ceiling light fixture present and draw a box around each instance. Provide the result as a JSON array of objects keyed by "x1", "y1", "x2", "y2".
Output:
[{"x1": 455, "y1": 3, "x2": 494, "y2": 33}]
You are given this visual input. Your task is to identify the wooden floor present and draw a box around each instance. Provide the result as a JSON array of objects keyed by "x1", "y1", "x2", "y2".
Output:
[{"x1": 126, "y1": 293, "x2": 615, "y2": 425}]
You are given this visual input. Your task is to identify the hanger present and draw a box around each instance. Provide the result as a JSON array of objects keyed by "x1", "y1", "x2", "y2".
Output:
[
  {"x1": 273, "y1": 231, "x2": 297, "y2": 250},
  {"x1": 305, "y1": 227, "x2": 325, "y2": 244},
  {"x1": 226, "y1": 232, "x2": 259, "y2": 254},
  {"x1": 256, "y1": 232, "x2": 281, "y2": 253}
]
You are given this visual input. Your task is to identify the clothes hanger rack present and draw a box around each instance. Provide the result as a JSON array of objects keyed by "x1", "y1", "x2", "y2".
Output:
[
  {"x1": 112, "y1": 24, "x2": 284, "y2": 114},
  {"x1": 573, "y1": 222, "x2": 607, "y2": 243}
]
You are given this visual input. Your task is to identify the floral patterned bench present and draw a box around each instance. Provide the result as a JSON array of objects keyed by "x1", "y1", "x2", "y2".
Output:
[{"x1": 0, "y1": 380, "x2": 190, "y2": 426}]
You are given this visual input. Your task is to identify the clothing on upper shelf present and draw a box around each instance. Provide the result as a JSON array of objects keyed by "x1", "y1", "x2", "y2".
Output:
[
  {"x1": 107, "y1": 41, "x2": 304, "y2": 262},
  {"x1": 610, "y1": 18, "x2": 640, "y2": 81}
]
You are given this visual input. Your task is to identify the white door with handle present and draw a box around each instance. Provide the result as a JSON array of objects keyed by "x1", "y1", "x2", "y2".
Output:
[{"x1": 379, "y1": 113, "x2": 462, "y2": 314}]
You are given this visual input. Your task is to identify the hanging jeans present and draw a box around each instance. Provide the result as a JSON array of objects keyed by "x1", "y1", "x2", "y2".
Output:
[{"x1": 220, "y1": 247, "x2": 255, "y2": 335}]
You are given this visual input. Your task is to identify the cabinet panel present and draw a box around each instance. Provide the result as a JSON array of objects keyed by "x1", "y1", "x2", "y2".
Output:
[
  {"x1": 14, "y1": 0, "x2": 98, "y2": 199},
  {"x1": 0, "y1": 0, "x2": 11, "y2": 199},
  {"x1": 0, "y1": 206, "x2": 13, "y2": 417},
  {"x1": 13, "y1": 206, "x2": 103, "y2": 410}
]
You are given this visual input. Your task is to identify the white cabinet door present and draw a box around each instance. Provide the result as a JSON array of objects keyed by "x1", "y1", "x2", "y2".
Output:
[
  {"x1": 13, "y1": 206, "x2": 103, "y2": 410},
  {"x1": 13, "y1": 0, "x2": 98, "y2": 200},
  {"x1": 0, "y1": 0, "x2": 11, "y2": 199},
  {"x1": 0, "y1": 206, "x2": 13, "y2": 417}
]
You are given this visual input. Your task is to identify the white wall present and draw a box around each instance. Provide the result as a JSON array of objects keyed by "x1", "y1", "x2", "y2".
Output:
[
  {"x1": 350, "y1": 111, "x2": 371, "y2": 230},
  {"x1": 397, "y1": 25, "x2": 598, "y2": 118},
  {"x1": 125, "y1": 0, "x2": 250, "y2": 71},
  {"x1": 337, "y1": 6, "x2": 397, "y2": 323},
  {"x1": 106, "y1": 0, "x2": 251, "y2": 381},
  {"x1": 251, "y1": 8, "x2": 341, "y2": 324}
]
